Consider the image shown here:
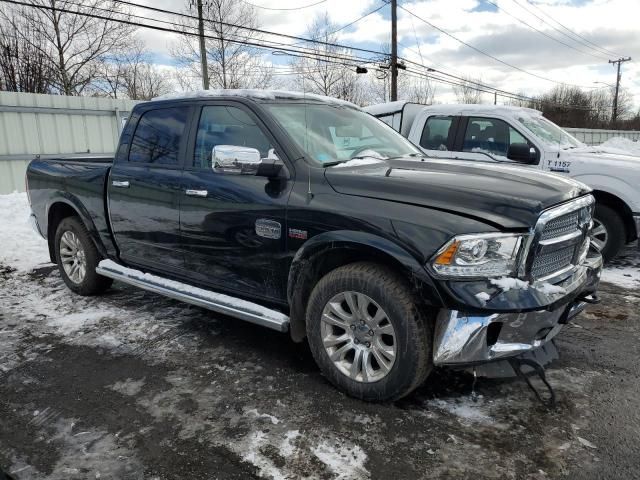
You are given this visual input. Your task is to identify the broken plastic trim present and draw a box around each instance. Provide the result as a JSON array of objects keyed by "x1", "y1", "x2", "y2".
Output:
[{"x1": 508, "y1": 357, "x2": 556, "y2": 409}]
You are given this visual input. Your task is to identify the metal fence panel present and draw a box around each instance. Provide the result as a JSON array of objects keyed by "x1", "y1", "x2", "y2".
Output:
[
  {"x1": 565, "y1": 128, "x2": 640, "y2": 146},
  {"x1": 0, "y1": 91, "x2": 139, "y2": 194}
]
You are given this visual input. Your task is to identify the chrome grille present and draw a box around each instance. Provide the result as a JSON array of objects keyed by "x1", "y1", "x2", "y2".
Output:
[
  {"x1": 531, "y1": 244, "x2": 575, "y2": 278},
  {"x1": 540, "y1": 211, "x2": 580, "y2": 241},
  {"x1": 527, "y1": 196, "x2": 594, "y2": 281}
]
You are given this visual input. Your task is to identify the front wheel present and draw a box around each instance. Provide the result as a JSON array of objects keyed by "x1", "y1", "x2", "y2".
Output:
[
  {"x1": 306, "y1": 262, "x2": 433, "y2": 401},
  {"x1": 592, "y1": 204, "x2": 626, "y2": 262},
  {"x1": 54, "y1": 217, "x2": 113, "y2": 295}
]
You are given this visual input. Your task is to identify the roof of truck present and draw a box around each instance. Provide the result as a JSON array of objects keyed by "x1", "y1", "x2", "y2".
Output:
[
  {"x1": 151, "y1": 89, "x2": 359, "y2": 108},
  {"x1": 363, "y1": 102, "x2": 542, "y2": 117}
]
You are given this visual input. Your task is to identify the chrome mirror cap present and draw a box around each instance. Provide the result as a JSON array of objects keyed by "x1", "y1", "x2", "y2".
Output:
[{"x1": 212, "y1": 145, "x2": 262, "y2": 174}]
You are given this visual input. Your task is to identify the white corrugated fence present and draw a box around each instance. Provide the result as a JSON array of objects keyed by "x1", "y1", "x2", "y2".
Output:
[{"x1": 0, "y1": 91, "x2": 139, "y2": 194}]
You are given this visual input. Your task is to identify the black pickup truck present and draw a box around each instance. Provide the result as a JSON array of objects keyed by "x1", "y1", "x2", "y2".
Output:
[{"x1": 26, "y1": 90, "x2": 602, "y2": 401}]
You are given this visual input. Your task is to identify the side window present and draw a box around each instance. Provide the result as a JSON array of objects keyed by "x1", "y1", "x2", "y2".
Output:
[
  {"x1": 462, "y1": 117, "x2": 530, "y2": 158},
  {"x1": 193, "y1": 105, "x2": 274, "y2": 169},
  {"x1": 420, "y1": 116, "x2": 453, "y2": 151},
  {"x1": 129, "y1": 108, "x2": 188, "y2": 165}
]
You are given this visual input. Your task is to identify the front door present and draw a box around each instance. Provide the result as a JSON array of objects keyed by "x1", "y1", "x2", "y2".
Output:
[
  {"x1": 179, "y1": 103, "x2": 292, "y2": 301},
  {"x1": 109, "y1": 105, "x2": 191, "y2": 272}
]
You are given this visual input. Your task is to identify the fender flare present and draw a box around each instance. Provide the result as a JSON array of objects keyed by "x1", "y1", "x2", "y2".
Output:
[
  {"x1": 286, "y1": 230, "x2": 442, "y2": 342},
  {"x1": 45, "y1": 192, "x2": 108, "y2": 260}
]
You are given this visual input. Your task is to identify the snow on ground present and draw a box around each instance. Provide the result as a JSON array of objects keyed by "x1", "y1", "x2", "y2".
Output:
[
  {"x1": 0, "y1": 192, "x2": 51, "y2": 272},
  {"x1": 600, "y1": 137, "x2": 640, "y2": 156},
  {"x1": 601, "y1": 264, "x2": 640, "y2": 289}
]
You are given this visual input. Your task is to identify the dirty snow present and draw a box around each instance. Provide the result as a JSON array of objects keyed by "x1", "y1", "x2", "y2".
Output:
[
  {"x1": 312, "y1": 440, "x2": 369, "y2": 480},
  {"x1": 601, "y1": 266, "x2": 640, "y2": 289},
  {"x1": 0, "y1": 192, "x2": 51, "y2": 272}
]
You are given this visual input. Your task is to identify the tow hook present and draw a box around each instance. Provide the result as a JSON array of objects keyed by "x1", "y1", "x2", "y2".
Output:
[{"x1": 508, "y1": 358, "x2": 556, "y2": 409}]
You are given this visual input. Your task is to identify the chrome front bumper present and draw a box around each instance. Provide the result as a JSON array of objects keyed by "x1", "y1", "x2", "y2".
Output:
[{"x1": 432, "y1": 305, "x2": 582, "y2": 366}]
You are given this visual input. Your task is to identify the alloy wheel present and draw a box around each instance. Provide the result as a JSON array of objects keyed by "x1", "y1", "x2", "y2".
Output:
[
  {"x1": 590, "y1": 218, "x2": 609, "y2": 253},
  {"x1": 60, "y1": 231, "x2": 87, "y2": 284},
  {"x1": 320, "y1": 291, "x2": 397, "y2": 383}
]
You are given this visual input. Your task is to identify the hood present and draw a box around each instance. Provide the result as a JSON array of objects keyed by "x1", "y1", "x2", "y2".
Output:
[
  {"x1": 560, "y1": 147, "x2": 640, "y2": 167},
  {"x1": 324, "y1": 158, "x2": 590, "y2": 230}
]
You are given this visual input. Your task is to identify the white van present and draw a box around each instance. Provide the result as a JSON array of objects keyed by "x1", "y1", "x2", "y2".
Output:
[{"x1": 364, "y1": 102, "x2": 640, "y2": 261}]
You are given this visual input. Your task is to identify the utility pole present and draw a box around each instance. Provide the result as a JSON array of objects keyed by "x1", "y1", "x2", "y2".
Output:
[
  {"x1": 494, "y1": 91, "x2": 497, "y2": 105},
  {"x1": 390, "y1": 0, "x2": 398, "y2": 101},
  {"x1": 608, "y1": 57, "x2": 631, "y2": 125},
  {"x1": 195, "y1": 0, "x2": 210, "y2": 90}
]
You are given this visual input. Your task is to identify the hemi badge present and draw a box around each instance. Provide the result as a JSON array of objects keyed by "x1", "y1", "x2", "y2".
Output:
[{"x1": 288, "y1": 228, "x2": 308, "y2": 240}]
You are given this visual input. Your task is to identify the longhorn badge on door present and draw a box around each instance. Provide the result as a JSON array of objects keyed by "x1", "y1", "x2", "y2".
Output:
[{"x1": 255, "y1": 219, "x2": 282, "y2": 239}]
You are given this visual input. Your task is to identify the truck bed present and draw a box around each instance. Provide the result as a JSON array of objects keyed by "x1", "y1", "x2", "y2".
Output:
[{"x1": 27, "y1": 155, "x2": 116, "y2": 262}]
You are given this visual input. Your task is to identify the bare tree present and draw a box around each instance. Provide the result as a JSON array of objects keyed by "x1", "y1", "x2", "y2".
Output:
[
  {"x1": 0, "y1": 10, "x2": 54, "y2": 93},
  {"x1": 406, "y1": 75, "x2": 435, "y2": 104},
  {"x1": 171, "y1": 0, "x2": 272, "y2": 90},
  {"x1": 93, "y1": 41, "x2": 173, "y2": 100},
  {"x1": 453, "y1": 76, "x2": 484, "y2": 104},
  {"x1": 291, "y1": 13, "x2": 366, "y2": 103},
  {"x1": 1, "y1": 0, "x2": 134, "y2": 95}
]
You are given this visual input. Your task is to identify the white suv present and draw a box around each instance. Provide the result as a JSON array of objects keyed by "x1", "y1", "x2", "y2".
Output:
[{"x1": 365, "y1": 102, "x2": 640, "y2": 261}]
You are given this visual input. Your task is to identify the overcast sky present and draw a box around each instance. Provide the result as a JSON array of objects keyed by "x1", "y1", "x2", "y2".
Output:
[{"x1": 134, "y1": 0, "x2": 640, "y2": 108}]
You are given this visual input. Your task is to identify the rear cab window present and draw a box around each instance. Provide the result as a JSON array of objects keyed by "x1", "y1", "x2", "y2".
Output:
[{"x1": 420, "y1": 116, "x2": 455, "y2": 151}]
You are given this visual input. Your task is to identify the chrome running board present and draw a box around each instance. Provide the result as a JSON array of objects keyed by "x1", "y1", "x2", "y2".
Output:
[{"x1": 96, "y1": 260, "x2": 289, "y2": 332}]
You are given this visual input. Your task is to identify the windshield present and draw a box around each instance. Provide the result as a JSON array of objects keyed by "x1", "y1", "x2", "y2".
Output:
[
  {"x1": 517, "y1": 114, "x2": 582, "y2": 149},
  {"x1": 265, "y1": 103, "x2": 422, "y2": 165}
]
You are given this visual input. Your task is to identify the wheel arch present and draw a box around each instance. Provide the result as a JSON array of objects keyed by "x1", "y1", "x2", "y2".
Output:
[
  {"x1": 286, "y1": 231, "x2": 442, "y2": 342},
  {"x1": 592, "y1": 189, "x2": 637, "y2": 242},
  {"x1": 46, "y1": 196, "x2": 107, "y2": 263}
]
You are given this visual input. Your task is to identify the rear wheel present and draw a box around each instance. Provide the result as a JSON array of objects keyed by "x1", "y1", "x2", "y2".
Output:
[
  {"x1": 306, "y1": 262, "x2": 432, "y2": 401},
  {"x1": 592, "y1": 203, "x2": 626, "y2": 262},
  {"x1": 54, "y1": 217, "x2": 113, "y2": 295}
]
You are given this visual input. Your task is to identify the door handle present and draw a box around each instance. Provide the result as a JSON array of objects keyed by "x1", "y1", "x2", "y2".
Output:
[
  {"x1": 185, "y1": 189, "x2": 208, "y2": 197},
  {"x1": 112, "y1": 180, "x2": 130, "y2": 188}
]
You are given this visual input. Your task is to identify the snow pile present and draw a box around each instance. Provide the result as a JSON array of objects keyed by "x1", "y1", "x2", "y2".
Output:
[
  {"x1": 601, "y1": 267, "x2": 640, "y2": 289},
  {"x1": 0, "y1": 192, "x2": 51, "y2": 272},
  {"x1": 332, "y1": 158, "x2": 386, "y2": 168},
  {"x1": 600, "y1": 137, "x2": 640, "y2": 156},
  {"x1": 490, "y1": 277, "x2": 529, "y2": 292}
]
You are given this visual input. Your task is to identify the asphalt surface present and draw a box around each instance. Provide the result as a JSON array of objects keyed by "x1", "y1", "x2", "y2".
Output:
[{"x1": 0, "y1": 248, "x2": 639, "y2": 480}]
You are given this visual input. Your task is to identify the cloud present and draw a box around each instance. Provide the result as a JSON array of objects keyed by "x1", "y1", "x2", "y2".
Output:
[{"x1": 130, "y1": 0, "x2": 639, "y2": 108}]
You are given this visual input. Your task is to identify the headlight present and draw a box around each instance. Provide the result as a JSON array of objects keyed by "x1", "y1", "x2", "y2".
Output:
[{"x1": 431, "y1": 233, "x2": 525, "y2": 278}]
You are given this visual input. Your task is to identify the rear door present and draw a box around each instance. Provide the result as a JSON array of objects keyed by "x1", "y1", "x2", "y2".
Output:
[
  {"x1": 108, "y1": 105, "x2": 192, "y2": 272},
  {"x1": 412, "y1": 114, "x2": 461, "y2": 158},
  {"x1": 179, "y1": 102, "x2": 293, "y2": 301}
]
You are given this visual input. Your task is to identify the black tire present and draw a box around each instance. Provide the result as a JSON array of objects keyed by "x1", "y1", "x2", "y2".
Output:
[
  {"x1": 54, "y1": 216, "x2": 113, "y2": 295},
  {"x1": 593, "y1": 203, "x2": 626, "y2": 262},
  {"x1": 306, "y1": 262, "x2": 432, "y2": 402}
]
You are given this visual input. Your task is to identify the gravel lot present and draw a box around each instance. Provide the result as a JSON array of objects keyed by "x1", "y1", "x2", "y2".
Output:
[{"x1": 1, "y1": 193, "x2": 639, "y2": 479}]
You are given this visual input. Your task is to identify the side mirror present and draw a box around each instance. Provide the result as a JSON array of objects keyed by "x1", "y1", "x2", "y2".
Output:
[
  {"x1": 507, "y1": 143, "x2": 537, "y2": 163},
  {"x1": 213, "y1": 145, "x2": 262, "y2": 174}
]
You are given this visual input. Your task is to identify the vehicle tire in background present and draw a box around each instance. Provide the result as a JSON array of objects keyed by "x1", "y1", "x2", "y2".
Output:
[
  {"x1": 306, "y1": 261, "x2": 432, "y2": 402},
  {"x1": 54, "y1": 216, "x2": 113, "y2": 295},
  {"x1": 592, "y1": 203, "x2": 626, "y2": 262}
]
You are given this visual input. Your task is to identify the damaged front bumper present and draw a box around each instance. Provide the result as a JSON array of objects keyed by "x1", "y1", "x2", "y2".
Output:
[{"x1": 433, "y1": 255, "x2": 602, "y2": 366}]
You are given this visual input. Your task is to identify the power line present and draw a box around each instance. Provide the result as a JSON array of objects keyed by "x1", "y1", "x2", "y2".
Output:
[
  {"x1": 1, "y1": 0, "x2": 378, "y2": 68},
  {"x1": 110, "y1": 0, "x2": 386, "y2": 58},
  {"x1": 482, "y1": 0, "x2": 609, "y2": 61},
  {"x1": 2, "y1": 0, "x2": 603, "y2": 111},
  {"x1": 514, "y1": 0, "x2": 625, "y2": 59},
  {"x1": 397, "y1": 3, "x2": 598, "y2": 89},
  {"x1": 240, "y1": 0, "x2": 327, "y2": 11}
]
